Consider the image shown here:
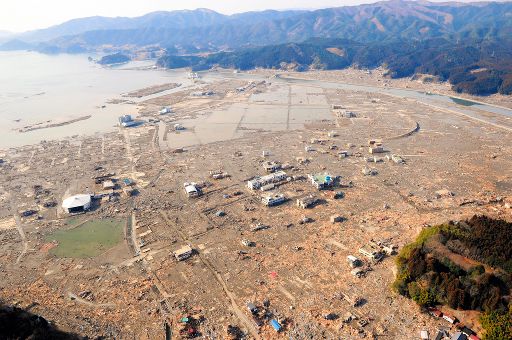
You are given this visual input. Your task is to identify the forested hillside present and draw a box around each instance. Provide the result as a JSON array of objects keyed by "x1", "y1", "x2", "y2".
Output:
[
  {"x1": 393, "y1": 216, "x2": 512, "y2": 339},
  {"x1": 4, "y1": 1, "x2": 512, "y2": 96},
  {"x1": 158, "y1": 38, "x2": 512, "y2": 95}
]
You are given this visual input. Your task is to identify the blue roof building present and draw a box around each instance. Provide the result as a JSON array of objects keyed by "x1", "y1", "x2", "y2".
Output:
[{"x1": 270, "y1": 319, "x2": 282, "y2": 332}]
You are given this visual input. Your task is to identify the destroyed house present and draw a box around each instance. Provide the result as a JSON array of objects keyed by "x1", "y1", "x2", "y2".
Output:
[
  {"x1": 451, "y1": 332, "x2": 467, "y2": 340},
  {"x1": 335, "y1": 110, "x2": 356, "y2": 118},
  {"x1": 184, "y1": 183, "x2": 201, "y2": 197},
  {"x1": 435, "y1": 331, "x2": 446, "y2": 340},
  {"x1": 338, "y1": 150, "x2": 349, "y2": 158},
  {"x1": 122, "y1": 186, "x2": 136, "y2": 196},
  {"x1": 159, "y1": 107, "x2": 172, "y2": 115},
  {"x1": 443, "y1": 314, "x2": 457, "y2": 324},
  {"x1": 102, "y1": 180, "x2": 115, "y2": 190},
  {"x1": 118, "y1": 115, "x2": 136, "y2": 127},
  {"x1": 351, "y1": 268, "x2": 365, "y2": 277},
  {"x1": 391, "y1": 154, "x2": 404, "y2": 164},
  {"x1": 347, "y1": 255, "x2": 362, "y2": 268},
  {"x1": 262, "y1": 161, "x2": 281, "y2": 173},
  {"x1": 262, "y1": 194, "x2": 286, "y2": 207},
  {"x1": 461, "y1": 327, "x2": 475, "y2": 336},
  {"x1": 297, "y1": 195, "x2": 319, "y2": 209},
  {"x1": 250, "y1": 223, "x2": 269, "y2": 232},
  {"x1": 359, "y1": 247, "x2": 383, "y2": 261},
  {"x1": 428, "y1": 307, "x2": 442, "y2": 318},
  {"x1": 122, "y1": 178, "x2": 134, "y2": 186},
  {"x1": 174, "y1": 245, "x2": 193, "y2": 261},
  {"x1": 308, "y1": 173, "x2": 337, "y2": 190},
  {"x1": 246, "y1": 302, "x2": 258, "y2": 314},
  {"x1": 369, "y1": 145, "x2": 384, "y2": 154},
  {"x1": 247, "y1": 171, "x2": 287, "y2": 190},
  {"x1": 210, "y1": 170, "x2": 229, "y2": 179},
  {"x1": 340, "y1": 292, "x2": 364, "y2": 307}
]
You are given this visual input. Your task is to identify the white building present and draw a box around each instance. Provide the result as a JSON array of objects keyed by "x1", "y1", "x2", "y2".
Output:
[
  {"x1": 174, "y1": 245, "x2": 193, "y2": 261},
  {"x1": 359, "y1": 247, "x2": 383, "y2": 261},
  {"x1": 262, "y1": 194, "x2": 286, "y2": 206},
  {"x1": 247, "y1": 171, "x2": 287, "y2": 190},
  {"x1": 347, "y1": 255, "x2": 362, "y2": 268},
  {"x1": 159, "y1": 107, "x2": 172, "y2": 115},
  {"x1": 62, "y1": 194, "x2": 92, "y2": 213},
  {"x1": 184, "y1": 183, "x2": 201, "y2": 197}
]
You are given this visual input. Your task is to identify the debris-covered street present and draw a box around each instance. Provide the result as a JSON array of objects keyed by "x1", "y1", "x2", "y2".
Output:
[{"x1": 1, "y1": 69, "x2": 511, "y2": 339}]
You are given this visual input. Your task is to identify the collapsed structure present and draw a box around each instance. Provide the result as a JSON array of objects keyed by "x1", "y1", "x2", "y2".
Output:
[
  {"x1": 118, "y1": 115, "x2": 136, "y2": 127},
  {"x1": 247, "y1": 171, "x2": 287, "y2": 190},
  {"x1": 368, "y1": 139, "x2": 384, "y2": 154},
  {"x1": 262, "y1": 194, "x2": 286, "y2": 207},
  {"x1": 174, "y1": 245, "x2": 193, "y2": 261},
  {"x1": 296, "y1": 195, "x2": 319, "y2": 209},
  {"x1": 184, "y1": 183, "x2": 202, "y2": 197}
]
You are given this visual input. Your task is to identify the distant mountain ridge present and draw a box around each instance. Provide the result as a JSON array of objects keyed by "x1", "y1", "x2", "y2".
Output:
[
  {"x1": 157, "y1": 37, "x2": 512, "y2": 95},
  {"x1": 3, "y1": 1, "x2": 512, "y2": 52},
  {"x1": 11, "y1": 8, "x2": 305, "y2": 44},
  {"x1": 3, "y1": 1, "x2": 512, "y2": 96}
]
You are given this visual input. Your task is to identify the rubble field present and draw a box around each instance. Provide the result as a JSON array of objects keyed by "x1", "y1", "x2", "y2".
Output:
[{"x1": 1, "y1": 70, "x2": 511, "y2": 339}]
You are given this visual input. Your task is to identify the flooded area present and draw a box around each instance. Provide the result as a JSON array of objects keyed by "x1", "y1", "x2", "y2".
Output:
[
  {"x1": 1, "y1": 52, "x2": 512, "y2": 150},
  {"x1": 0, "y1": 51, "x2": 194, "y2": 148},
  {"x1": 163, "y1": 83, "x2": 332, "y2": 149},
  {"x1": 277, "y1": 75, "x2": 512, "y2": 118},
  {"x1": 2, "y1": 53, "x2": 512, "y2": 340}
]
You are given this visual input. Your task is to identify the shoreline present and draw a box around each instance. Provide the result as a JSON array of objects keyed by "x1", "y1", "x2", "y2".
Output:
[{"x1": 4, "y1": 67, "x2": 511, "y2": 151}]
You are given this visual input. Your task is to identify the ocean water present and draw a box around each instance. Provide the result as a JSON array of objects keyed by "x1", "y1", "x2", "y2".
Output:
[{"x1": 0, "y1": 51, "x2": 189, "y2": 148}]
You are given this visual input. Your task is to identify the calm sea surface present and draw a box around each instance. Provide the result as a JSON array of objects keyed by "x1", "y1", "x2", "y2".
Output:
[{"x1": 0, "y1": 51, "x2": 189, "y2": 148}]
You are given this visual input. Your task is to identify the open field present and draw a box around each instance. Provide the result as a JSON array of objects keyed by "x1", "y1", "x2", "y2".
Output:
[
  {"x1": 47, "y1": 218, "x2": 125, "y2": 258},
  {"x1": 0, "y1": 68, "x2": 511, "y2": 339}
]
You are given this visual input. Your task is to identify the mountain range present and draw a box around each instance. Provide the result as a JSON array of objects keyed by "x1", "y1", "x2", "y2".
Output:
[
  {"x1": 2, "y1": 1, "x2": 512, "y2": 96},
  {"x1": 3, "y1": 1, "x2": 512, "y2": 53}
]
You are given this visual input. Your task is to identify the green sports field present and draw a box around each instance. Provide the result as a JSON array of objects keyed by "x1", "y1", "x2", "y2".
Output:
[{"x1": 47, "y1": 218, "x2": 125, "y2": 258}]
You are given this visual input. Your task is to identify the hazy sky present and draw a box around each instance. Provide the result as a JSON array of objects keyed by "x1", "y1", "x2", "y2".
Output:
[{"x1": 0, "y1": 0, "x2": 491, "y2": 32}]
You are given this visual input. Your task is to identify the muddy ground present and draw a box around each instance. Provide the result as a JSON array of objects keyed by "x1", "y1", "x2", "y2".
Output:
[{"x1": 0, "y1": 70, "x2": 511, "y2": 339}]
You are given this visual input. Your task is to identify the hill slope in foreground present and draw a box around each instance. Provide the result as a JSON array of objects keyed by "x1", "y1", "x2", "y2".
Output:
[{"x1": 394, "y1": 215, "x2": 512, "y2": 339}]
